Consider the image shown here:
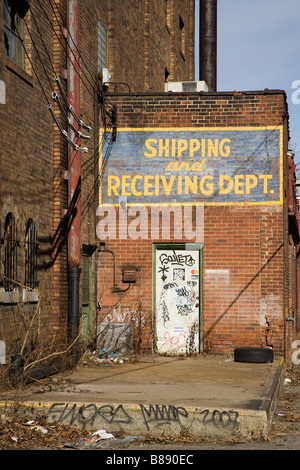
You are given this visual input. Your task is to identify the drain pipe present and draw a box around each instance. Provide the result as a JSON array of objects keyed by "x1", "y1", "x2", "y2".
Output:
[
  {"x1": 9, "y1": 0, "x2": 82, "y2": 386},
  {"x1": 67, "y1": 0, "x2": 81, "y2": 361},
  {"x1": 200, "y1": 0, "x2": 217, "y2": 92}
]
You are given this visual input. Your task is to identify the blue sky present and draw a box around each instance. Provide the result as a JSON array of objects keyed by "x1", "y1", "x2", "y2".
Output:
[{"x1": 195, "y1": 0, "x2": 300, "y2": 163}]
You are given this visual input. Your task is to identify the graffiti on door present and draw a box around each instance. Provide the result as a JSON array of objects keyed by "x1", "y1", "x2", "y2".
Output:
[{"x1": 155, "y1": 248, "x2": 201, "y2": 355}]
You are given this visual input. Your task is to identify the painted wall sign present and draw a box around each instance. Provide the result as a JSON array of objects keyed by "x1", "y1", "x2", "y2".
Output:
[{"x1": 99, "y1": 127, "x2": 283, "y2": 206}]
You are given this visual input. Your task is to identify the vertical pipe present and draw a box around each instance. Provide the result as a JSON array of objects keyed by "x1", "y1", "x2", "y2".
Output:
[
  {"x1": 199, "y1": 0, "x2": 217, "y2": 92},
  {"x1": 67, "y1": 0, "x2": 81, "y2": 352}
]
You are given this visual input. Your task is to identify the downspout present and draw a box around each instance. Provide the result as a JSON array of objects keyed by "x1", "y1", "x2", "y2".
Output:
[
  {"x1": 199, "y1": 0, "x2": 217, "y2": 92},
  {"x1": 10, "y1": 0, "x2": 82, "y2": 386},
  {"x1": 67, "y1": 0, "x2": 81, "y2": 361}
]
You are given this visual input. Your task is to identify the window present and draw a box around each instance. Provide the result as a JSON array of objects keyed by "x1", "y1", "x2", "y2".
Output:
[
  {"x1": 179, "y1": 15, "x2": 185, "y2": 56},
  {"x1": 165, "y1": 68, "x2": 170, "y2": 83},
  {"x1": 25, "y1": 218, "x2": 38, "y2": 289},
  {"x1": 98, "y1": 19, "x2": 107, "y2": 72},
  {"x1": 3, "y1": 0, "x2": 29, "y2": 69},
  {"x1": 3, "y1": 213, "x2": 18, "y2": 291}
]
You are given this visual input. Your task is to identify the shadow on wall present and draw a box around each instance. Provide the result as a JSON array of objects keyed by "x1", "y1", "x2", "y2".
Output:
[{"x1": 204, "y1": 242, "x2": 284, "y2": 346}]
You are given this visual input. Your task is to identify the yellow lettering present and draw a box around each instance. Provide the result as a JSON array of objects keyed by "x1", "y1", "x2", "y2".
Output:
[
  {"x1": 185, "y1": 176, "x2": 198, "y2": 194},
  {"x1": 201, "y1": 139, "x2": 206, "y2": 157},
  {"x1": 108, "y1": 176, "x2": 120, "y2": 196},
  {"x1": 131, "y1": 175, "x2": 142, "y2": 196},
  {"x1": 189, "y1": 139, "x2": 201, "y2": 157},
  {"x1": 219, "y1": 175, "x2": 233, "y2": 194},
  {"x1": 219, "y1": 138, "x2": 231, "y2": 157},
  {"x1": 178, "y1": 175, "x2": 182, "y2": 194},
  {"x1": 200, "y1": 175, "x2": 214, "y2": 195},
  {"x1": 122, "y1": 175, "x2": 132, "y2": 196},
  {"x1": 159, "y1": 139, "x2": 169, "y2": 157},
  {"x1": 171, "y1": 139, "x2": 176, "y2": 157},
  {"x1": 178, "y1": 162, "x2": 189, "y2": 171},
  {"x1": 145, "y1": 137, "x2": 232, "y2": 159},
  {"x1": 191, "y1": 159, "x2": 206, "y2": 171},
  {"x1": 177, "y1": 139, "x2": 188, "y2": 157},
  {"x1": 234, "y1": 175, "x2": 244, "y2": 195},
  {"x1": 144, "y1": 138, "x2": 157, "y2": 158},
  {"x1": 161, "y1": 176, "x2": 175, "y2": 195},
  {"x1": 207, "y1": 139, "x2": 218, "y2": 157},
  {"x1": 167, "y1": 160, "x2": 206, "y2": 171},
  {"x1": 259, "y1": 175, "x2": 272, "y2": 193},
  {"x1": 245, "y1": 175, "x2": 257, "y2": 194},
  {"x1": 144, "y1": 175, "x2": 154, "y2": 195}
]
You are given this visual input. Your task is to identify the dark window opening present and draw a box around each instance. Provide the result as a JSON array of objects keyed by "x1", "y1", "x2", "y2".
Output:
[
  {"x1": 165, "y1": 68, "x2": 170, "y2": 83},
  {"x1": 3, "y1": 213, "x2": 18, "y2": 291},
  {"x1": 3, "y1": 0, "x2": 29, "y2": 69},
  {"x1": 179, "y1": 15, "x2": 185, "y2": 56},
  {"x1": 25, "y1": 218, "x2": 38, "y2": 289}
]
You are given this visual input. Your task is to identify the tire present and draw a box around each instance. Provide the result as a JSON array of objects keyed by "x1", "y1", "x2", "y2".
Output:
[{"x1": 234, "y1": 347, "x2": 274, "y2": 364}]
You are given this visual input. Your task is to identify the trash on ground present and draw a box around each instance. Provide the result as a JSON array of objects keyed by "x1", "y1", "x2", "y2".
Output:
[
  {"x1": 25, "y1": 420, "x2": 48, "y2": 434},
  {"x1": 91, "y1": 429, "x2": 114, "y2": 439},
  {"x1": 65, "y1": 431, "x2": 144, "y2": 450}
]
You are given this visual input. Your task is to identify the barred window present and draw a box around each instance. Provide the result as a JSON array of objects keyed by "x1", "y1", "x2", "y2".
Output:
[
  {"x1": 3, "y1": 213, "x2": 18, "y2": 291},
  {"x1": 25, "y1": 218, "x2": 38, "y2": 289}
]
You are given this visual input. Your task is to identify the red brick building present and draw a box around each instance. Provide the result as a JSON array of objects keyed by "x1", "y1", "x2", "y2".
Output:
[
  {"x1": 96, "y1": 90, "x2": 300, "y2": 360},
  {"x1": 0, "y1": 0, "x2": 299, "y2": 369},
  {"x1": 0, "y1": 0, "x2": 195, "y2": 365}
]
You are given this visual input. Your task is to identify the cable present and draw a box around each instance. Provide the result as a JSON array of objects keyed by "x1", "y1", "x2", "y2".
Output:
[
  {"x1": 3, "y1": 1, "x2": 51, "y2": 105},
  {"x1": 29, "y1": 2, "x2": 94, "y2": 150},
  {"x1": 6, "y1": 0, "x2": 109, "y2": 200},
  {"x1": 51, "y1": 91, "x2": 91, "y2": 139},
  {"x1": 46, "y1": 0, "x2": 96, "y2": 86},
  {"x1": 23, "y1": 16, "x2": 54, "y2": 93},
  {"x1": 35, "y1": 0, "x2": 96, "y2": 101},
  {"x1": 48, "y1": 104, "x2": 88, "y2": 152},
  {"x1": 28, "y1": 3, "x2": 56, "y2": 77},
  {"x1": 55, "y1": 76, "x2": 92, "y2": 132}
]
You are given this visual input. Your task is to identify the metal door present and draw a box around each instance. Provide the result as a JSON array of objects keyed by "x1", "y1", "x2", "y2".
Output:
[{"x1": 155, "y1": 245, "x2": 202, "y2": 355}]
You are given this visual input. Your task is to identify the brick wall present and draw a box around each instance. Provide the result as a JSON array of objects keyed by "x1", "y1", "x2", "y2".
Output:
[
  {"x1": 96, "y1": 91, "x2": 291, "y2": 355},
  {"x1": 0, "y1": 0, "x2": 194, "y2": 359},
  {"x1": 0, "y1": 0, "x2": 55, "y2": 355}
]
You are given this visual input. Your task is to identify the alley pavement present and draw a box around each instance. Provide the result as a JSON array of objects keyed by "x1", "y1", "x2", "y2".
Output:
[{"x1": 1, "y1": 354, "x2": 284, "y2": 442}]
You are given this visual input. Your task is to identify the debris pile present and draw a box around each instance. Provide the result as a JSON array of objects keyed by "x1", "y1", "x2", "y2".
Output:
[
  {"x1": 0, "y1": 411, "x2": 143, "y2": 450},
  {"x1": 0, "y1": 413, "x2": 90, "y2": 450},
  {"x1": 82, "y1": 348, "x2": 132, "y2": 366}
]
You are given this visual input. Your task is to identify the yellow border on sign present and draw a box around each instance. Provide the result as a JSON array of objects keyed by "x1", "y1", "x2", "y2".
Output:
[{"x1": 98, "y1": 126, "x2": 284, "y2": 207}]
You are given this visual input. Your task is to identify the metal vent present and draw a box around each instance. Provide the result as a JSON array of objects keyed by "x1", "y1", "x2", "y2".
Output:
[
  {"x1": 165, "y1": 81, "x2": 208, "y2": 93},
  {"x1": 182, "y1": 81, "x2": 197, "y2": 92}
]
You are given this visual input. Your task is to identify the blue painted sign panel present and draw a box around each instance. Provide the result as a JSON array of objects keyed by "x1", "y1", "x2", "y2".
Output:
[{"x1": 99, "y1": 127, "x2": 282, "y2": 205}]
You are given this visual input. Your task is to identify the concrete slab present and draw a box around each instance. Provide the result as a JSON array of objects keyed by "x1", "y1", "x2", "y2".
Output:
[{"x1": 0, "y1": 355, "x2": 284, "y2": 441}]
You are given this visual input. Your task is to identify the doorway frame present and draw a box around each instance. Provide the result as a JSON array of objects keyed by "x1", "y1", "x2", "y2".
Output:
[{"x1": 152, "y1": 242, "x2": 203, "y2": 354}]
